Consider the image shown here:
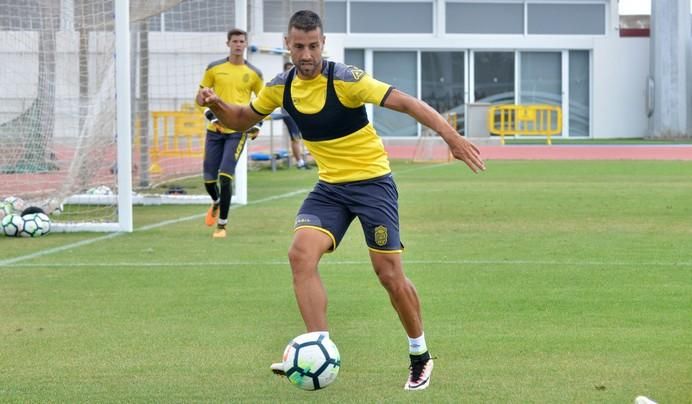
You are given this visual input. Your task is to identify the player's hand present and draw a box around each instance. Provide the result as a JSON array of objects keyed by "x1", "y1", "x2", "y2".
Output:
[
  {"x1": 448, "y1": 135, "x2": 485, "y2": 173},
  {"x1": 197, "y1": 87, "x2": 219, "y2": 107},
  {"x1": 247, "y1": 125, "x2": 260, "y2": 140}
]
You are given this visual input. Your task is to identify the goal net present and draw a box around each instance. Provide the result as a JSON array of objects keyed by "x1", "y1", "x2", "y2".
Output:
[
  {"x1": 0, "y1": 0, "x2": 249, "y2": 232},
  {"x1": 411, "y1": 112, "x2": 457, "y2": 163}
]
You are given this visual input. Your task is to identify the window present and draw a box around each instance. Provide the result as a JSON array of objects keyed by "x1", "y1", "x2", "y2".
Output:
[
  {"x1": 520, "y1": 52, "x2": 561, "y2": 106},
  {"x1": 421, "y1": 51, "x2": 465, "y2": 134},
  {"x1": 263, "y1": 0, "x2": 322, "y2": 33},
  {"x1": 528, "y1": 3, "x2": 605, "y2": 35},
  {"x1": 325, "y1": 0, "x2": 347, "y2": 33},
  {"x1": 569, "y1": 50, "x2": 590, "y2": 137},
  {"x1": 345, "y1": 49, "x2": 365, "y2": 69},
  {"x1": 446, "y1": 2, "x2": 523, "y2": 34},
  {"x1": 473, "y1": 51, "x2": 514, "y2": 104},
  {"x1": 373, "y1": 51, "x2": 417, "y2": 136},
  {"x1": 351, "y1": 2, "x2": 433, "y2": 33}
]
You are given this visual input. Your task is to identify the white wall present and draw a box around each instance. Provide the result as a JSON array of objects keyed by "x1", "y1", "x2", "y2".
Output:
[{"x1": 591, "y1": 37, "x2": 650, "y2": 138}]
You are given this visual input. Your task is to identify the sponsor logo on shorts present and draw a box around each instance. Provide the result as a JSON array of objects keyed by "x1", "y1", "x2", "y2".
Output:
[
  {"x1": 374, "y1": 225, "x2": 388, "y2": 246},
  {"x1": 295, "y1": 214, "x2": 321, "y2": 228}
]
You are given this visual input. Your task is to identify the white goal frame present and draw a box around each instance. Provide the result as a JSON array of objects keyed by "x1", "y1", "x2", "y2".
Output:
[{"x1": 54, "y1": 0, "x2": 249, "y2": 233}]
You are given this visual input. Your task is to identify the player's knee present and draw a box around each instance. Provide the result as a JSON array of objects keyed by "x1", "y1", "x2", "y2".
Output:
[
  {"x1": 288, "y1": 243, "x2": 309, "y2": 269},
  {"x1": 376, "y1": 271, "x2": 400, "y2": 292},
  {"x1": 288, "y1": 242, "x2": 323, "y2": 277},
  {"x1": 373, "y1": 261, "x2": 405, "y2": 291},
  {"x1": 218, "y1": 175, "x2": 232, "y2": 187}
]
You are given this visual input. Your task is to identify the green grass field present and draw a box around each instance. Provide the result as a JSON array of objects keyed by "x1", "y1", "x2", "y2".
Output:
[{"x1": 1, "y1": 160, "x2": 691, "y2": 403}]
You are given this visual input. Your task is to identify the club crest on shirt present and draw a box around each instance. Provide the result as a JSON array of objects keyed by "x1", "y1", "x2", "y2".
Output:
[
  {"x1": 243, "y1": 73, "x2": 250, "y2": 83},
  {"x1": 374, "y1": 225, "x2": 388, "y2": 246}
]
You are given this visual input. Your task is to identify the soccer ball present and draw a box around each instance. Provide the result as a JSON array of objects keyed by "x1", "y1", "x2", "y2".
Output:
[
  {"x1": 1, "y1": 214, "x2": 24, "y2": 237},
  {"x1": 282, "y1": 332, "x2": 341, "y2": 390},
  {"x1": 36, "y1": 213, "x2": 51, "y2": 235},
  {"x1": 3, "y1": 196, "x2": 25, "y2": 214},
  {"x1": 87, "y1": 185, "x2": 113, "y2": 195},
  {"x1": 20, "y1": 213, "x2": 51, "y2": 237}
]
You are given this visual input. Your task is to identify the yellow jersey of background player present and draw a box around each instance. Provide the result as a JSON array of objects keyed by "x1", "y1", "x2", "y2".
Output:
[{"x1": 199, "y1": 58, "x2": 263, "y2": 134}]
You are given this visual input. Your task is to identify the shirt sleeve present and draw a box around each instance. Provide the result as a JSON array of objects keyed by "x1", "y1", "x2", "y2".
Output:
[
  {"x1": 337, "y1": 73, "x2": 393, "y2": 108},
  {"x1": 199, "y1": 67, "x2": 214, "y2": 89},
  {"x1": 252, "y1": 74, "x2": 265, "y2": 96},
  {"x1": 250, "y1": 84, "x2": 282, "y2": 116}
]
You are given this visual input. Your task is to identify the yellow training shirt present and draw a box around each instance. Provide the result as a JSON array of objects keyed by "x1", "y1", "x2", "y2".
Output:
[
  {"x1": 251, "y1": 61, "x2": 393, "y2": 183},
  {"x1": 199, "y1": 58, "x2": 263, "y2": 133}
]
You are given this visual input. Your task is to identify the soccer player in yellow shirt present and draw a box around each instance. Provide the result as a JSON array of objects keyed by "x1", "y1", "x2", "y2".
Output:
[
  {"x1": 197, "y1": 11, "x2": 485, "y2": 390},
  {"x1": 195, "y1": 28, "x2": 263, "y2": 238}
]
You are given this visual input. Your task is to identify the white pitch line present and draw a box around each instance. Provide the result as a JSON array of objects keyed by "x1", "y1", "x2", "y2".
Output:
[
  {"x1": 0, "y1": 189, "x2": 309, "y2": 267},
  {"x1": 3, "y1": 259, "x2": 691, "y2": 268}
]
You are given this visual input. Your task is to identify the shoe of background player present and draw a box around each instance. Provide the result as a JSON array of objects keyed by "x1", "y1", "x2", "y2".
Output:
[
  {"x1": 205, "y1": 203, "x2": 219, "y2": 227},
  {"x1": 404, "y1": 351, "x2": 434, "y2": 391},
  {"x1": 212, "y1": 225, "x2": 226, "y2": 238},
  {"x1": 270, "y1": 362, "x2": 286, "y2": 376}
]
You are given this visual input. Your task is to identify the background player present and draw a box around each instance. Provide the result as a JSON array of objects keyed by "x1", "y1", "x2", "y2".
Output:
[{"x1": 196, "y1": 28, "x2": 263, "y2": 238}]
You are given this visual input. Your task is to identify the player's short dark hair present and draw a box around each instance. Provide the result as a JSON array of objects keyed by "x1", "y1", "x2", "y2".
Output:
[
  {"x1": 227, "y1": 28, "x2": 247, "y2": 42},
  {"x1": 288, "y1": 10, "x2": 323, "y2": 34}
]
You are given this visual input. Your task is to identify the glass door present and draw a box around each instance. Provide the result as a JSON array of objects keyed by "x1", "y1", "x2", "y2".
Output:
[{"x1": 421, "y1": 51, "x2": 466, "y2": 135}]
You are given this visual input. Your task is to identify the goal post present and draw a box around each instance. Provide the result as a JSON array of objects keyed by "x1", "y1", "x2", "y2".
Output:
[
  {"x1": 0, "y1": 0, "x2": 252, "y2": 232},
  {"x1": 115, "y1": 0, "x2": 133, "y2": 232}
]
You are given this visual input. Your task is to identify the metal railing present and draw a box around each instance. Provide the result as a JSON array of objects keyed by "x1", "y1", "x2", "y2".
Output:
[{"x1": 487, "y1": 104, "x2": 562, "y2": 145}]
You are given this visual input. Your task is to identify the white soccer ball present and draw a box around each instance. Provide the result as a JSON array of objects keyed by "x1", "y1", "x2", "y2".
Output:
[
  {"x1": 1, "y1": 214, "x2": 24, "y2": 237},
  {"x1": 51, "y1": 204, "x2": 64, "y2": 216},
  {"x1": 281, "y1": 332, "x2": 341, "y2": 390},
  {"x1": 87, "y1": 185, "x2": 113, "y2": 195},
  {"x1": 3, "y1": 196, "x2": 25, "y2": 214},
  {"x1": 21, "y1": 213, "x2": 51, "y2": 237},
  {"x1": 36, "y1": 213, "x2": 51, "y2": 235}
]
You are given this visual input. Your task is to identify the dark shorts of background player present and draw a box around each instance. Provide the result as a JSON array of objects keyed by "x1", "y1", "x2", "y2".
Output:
[
  {"x1": 203, "y1": 130, "x2": 247, "y2": 181},
  {"x1": 294, "y1": 174, "x2": 403, "y2": 253},
  {"x1": 281, "y1": 110, "x2": 301, "y2": 141}
]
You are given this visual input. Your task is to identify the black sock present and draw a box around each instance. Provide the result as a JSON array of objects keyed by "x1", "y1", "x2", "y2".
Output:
[
  {"x1": 218, "y1": 175, "x2": 232, "y2": 221},
  {"x1": 205, "y1": 181, "x2": 219, "y2": 202}
]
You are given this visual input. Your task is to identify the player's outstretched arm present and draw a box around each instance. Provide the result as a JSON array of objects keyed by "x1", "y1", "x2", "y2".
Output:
[
  {"x1": 383, "y1": 89, "x2": 486, "y2": 173},
  {"x1": 197, "y1": 87, "x2": 264, "y2": 132}
]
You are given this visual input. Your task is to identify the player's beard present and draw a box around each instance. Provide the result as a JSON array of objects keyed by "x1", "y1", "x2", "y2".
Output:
[{"x1": 296, "y1": 60, "x2": 320, "y2": 78}]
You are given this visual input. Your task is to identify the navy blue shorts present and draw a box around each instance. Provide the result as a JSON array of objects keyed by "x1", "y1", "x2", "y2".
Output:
[
  {"x1": 203, "y1": 130, "x2": 247, "y2": 181},
  {"x1": 294, "y1": 174, "x2": 403, "y2": 253}
]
